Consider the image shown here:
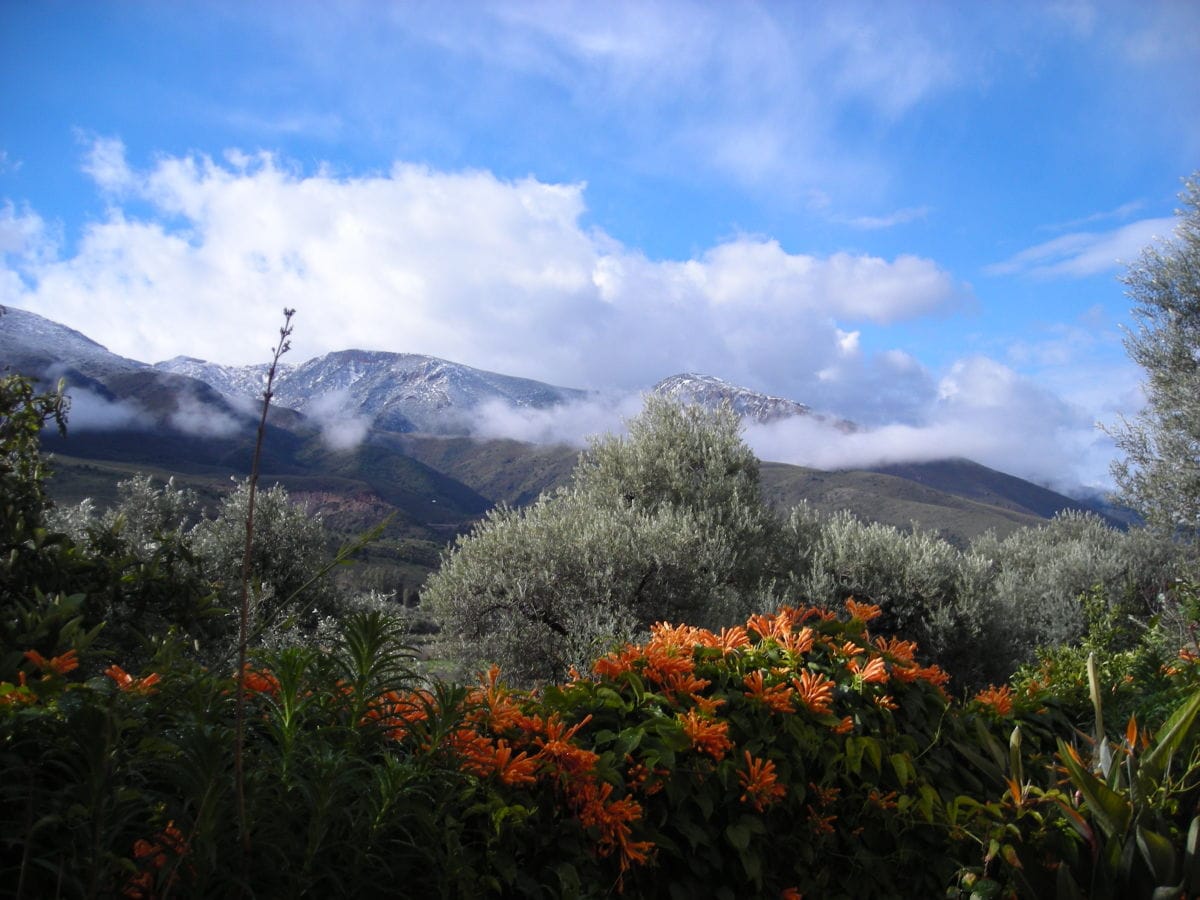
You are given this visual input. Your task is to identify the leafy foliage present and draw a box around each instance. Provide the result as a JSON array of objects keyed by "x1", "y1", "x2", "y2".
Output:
[
  {"x1": 424, "y1": 398, "x2": 786, "y2": 684},
  {"x1": 1110, "y1": 173, "x2": 1200, "y2": 543}
]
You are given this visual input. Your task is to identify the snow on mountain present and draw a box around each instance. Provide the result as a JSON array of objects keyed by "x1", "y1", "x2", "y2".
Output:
[
  {"x1": 272, "y1": 350, "x2": 590, "y2": 434},
  {"x1": 652, "y1": 373, "x2": 855, "y2": 431},
  {"x1": 154, "y1": 357, "x2": 287, "y2": 410},
  {"x1": 0, "y1": 307, "x2": 146, "y2": 380},
  {"x1": 3, "y1": 309, "x2": 848, "y2": 438}
]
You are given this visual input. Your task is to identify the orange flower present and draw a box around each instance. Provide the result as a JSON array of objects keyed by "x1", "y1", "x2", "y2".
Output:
[
  {"x1": 474, "y1": 665, "x2": 526, "y2": 733},
  {"x1": 593, "y1": 644, "x2": 641, "y2": 679},
  {"x1": 24, "y1": 648, "x2": 79, "y2": 675},
  {"x1": 691, "y1": 693, "x2": 727, "y2": 716},
  {"x1": 648, "y1": 621, "x2": 703, "y2": 649},
  {"x1": 832, "y1": 715, "x2": 854, "y2": 734},
  {"x1": 845, "y1": 598, "x2": 882, "y2": 623},
  {"x1": 873, "y1": 694, "x2": 899, "y2": 711},
  {"x1": 780, "y1": 890, "x2": 803, "y2": 900},
  {"x1": 874, "y1": 635, "x2": 918, "y2": 663},
  {"x1": 240, "y1": 666, "x2": 281, "y2": 697},
  {"x1": 743, "y1": 670, "x2": 794, "y2": 714},
  {"x1": 124, "y1": 820, "x2": 190, "y2": 899},
  {"x1": 659, "y1": 670, "x2": 711, "y2": 701},
  {"x1": 836, "y1": 640, "x2": 861, "y2": 658},
  {"x1": 715, "y1": 625, "x2": 751, "y2": 653},
  {"x1": 746, "y1": 612, "x2": 789, "y2": 642},
  {"x1": 868, "y1": 789, "x2": 899, "y2": 810},
  {"x1": 364, "y1": 689, "x2": 433, "y2": 741},
  {"x1": 974, "y1": 684, "x2": 1014, "y2": 716},
  {"x1": 792, "y1": 669, "x2": 835, "y2": 716},
  {"x1": 0, "y1": 673, "x2": 34, "y2": 706},
  {"x1": 642, "y1": 644, "x2": 696, "y2": 690},
  {"x1": 738, "y1": 750, "x2": 787, "y2": 811},
  {"x1": 779, "y1": 626, "x2": 815, "y2": 656},
  {"x1": 535, "y1": 714, "x2": 600, "y2": 779},
  {"x1": 490, "y1": 739, "x2": 539, "y2": 786},
  {"x1": 105, "y1": 665, "x2": 161, "y2": 695},
  {"x1": 679, "y1": 708, "x2": 733, "y2": 760},
  {"x1": 573, "y1": 780, "x2": 654, "y2": 873},
  {"x1": 850, "y1": 656, "x2": 889, "y2": 684}
]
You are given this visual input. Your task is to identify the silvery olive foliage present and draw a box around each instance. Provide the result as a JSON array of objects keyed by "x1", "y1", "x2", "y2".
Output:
[
  {"x1": 1110, "y1": 174, "x2": 1200, "y2": 543},
  {"x1": 424, "y1": 397, "x2": 787, "y2": 684},
  {"x1": 784, "y1": 507, "x2": 1188, "y2": 689},
  {"x1": 427, "y1": 394, "x2": 1194, "y2": 688},
  {"x1": 189, "y1": 481, "x2": 336, "y2": 615},
  {"x1": 50, "y1": 476, "x2": 350, "y2": 657}
]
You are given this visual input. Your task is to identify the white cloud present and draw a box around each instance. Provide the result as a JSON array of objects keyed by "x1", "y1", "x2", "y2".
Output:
[
  {"x1": 166, "y1": 386, "x2": 243, "y2": 439},
  {"x1": 986, "y1": 217, "x2": 1176, "y2": 278},
  {"x1": 306, "y1": 388, "x2": 373, "y2": 451},
  {"x1": 844, "y1": 206, "x2": 931, "y2": 230},
  {"x1": 58, "y1": 387, "x2": 151, "y2": 432},
  {"x1": 4, "y1": 143, "x2": 970, "y2": 418},
  {"x1": 80, "y1": 135, "x2": 136, "y2": 194},
  {"x1": 470, "y1": 392, "x2": 644, "y2": 446}
]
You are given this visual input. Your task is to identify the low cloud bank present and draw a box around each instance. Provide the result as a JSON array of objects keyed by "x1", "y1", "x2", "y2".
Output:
[
  {"x1": 463, "y1": 355, "x2": 1115, "y2": 493},
  {"x1": 470, "y1": 393, "x2": 645, "y2": 447},
  {"x1": 306, "y1": 389, "x2": 373, "y2": 451},
  {"x1": 60, "y1": 387, "x2": 151, "y2": 432}
]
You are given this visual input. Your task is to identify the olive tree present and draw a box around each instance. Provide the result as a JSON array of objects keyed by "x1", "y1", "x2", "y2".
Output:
[
  {"x1": 1110, "y1": 174, "x2": 1200, "y2": 542},
  {"x1": 189, "y1": 479, "x2": 341, "y2": 648},
  {"x1": 423, "y1": 397, "x2": 786, "y2": 683}
]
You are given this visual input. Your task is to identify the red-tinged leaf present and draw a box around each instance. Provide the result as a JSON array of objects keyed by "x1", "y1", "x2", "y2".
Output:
[
  {"x1": 1057, "y1": 738, "x2": 1131, "y2": 839},
  {"x1": 1053, "y1": 797, "x2": 1095, "y2": 847},
  {"x1": 1004, "y1": 777, "x2": 1023, "y2": 809}
]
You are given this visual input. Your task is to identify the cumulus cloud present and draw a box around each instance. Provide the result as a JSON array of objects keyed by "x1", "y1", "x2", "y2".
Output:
[
  {"x1": 4, "y1": 142, "x2": 970, "y2": 418},
  {"x1": 987, "y1": 217, "x2": 1176, "y2": 278}
]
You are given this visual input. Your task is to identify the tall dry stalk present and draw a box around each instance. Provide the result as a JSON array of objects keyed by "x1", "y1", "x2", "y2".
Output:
[{"x1": 234, "y1": 308, "x2": 294, "y2": 861}]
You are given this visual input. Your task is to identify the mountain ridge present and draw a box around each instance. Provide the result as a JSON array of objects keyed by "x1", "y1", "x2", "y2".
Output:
[{"x1": 3, "y1": 306, "x2": 1121, "y2": 545}]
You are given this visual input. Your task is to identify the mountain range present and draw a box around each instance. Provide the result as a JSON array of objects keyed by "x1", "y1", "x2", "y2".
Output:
[{"x1": 1, "y1": 307, "x2": 1119, "y2": 569}]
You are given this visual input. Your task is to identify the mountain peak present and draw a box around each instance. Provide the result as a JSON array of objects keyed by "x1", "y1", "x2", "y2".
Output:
[{"x1": 651, "y1": 373, "x2": 815, "y2": 423}]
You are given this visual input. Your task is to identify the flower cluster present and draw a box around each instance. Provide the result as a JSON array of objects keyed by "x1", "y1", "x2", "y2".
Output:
[{"x1": 123, "y1": 820, "x2": 190, "y2": 899}]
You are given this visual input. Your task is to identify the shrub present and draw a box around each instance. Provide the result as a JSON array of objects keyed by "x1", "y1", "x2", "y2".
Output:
[{"x1": 424, "y1": 398, "x2": 787, "y2": 684}]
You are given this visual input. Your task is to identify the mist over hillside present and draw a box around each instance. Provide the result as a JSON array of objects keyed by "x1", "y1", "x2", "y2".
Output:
[{"x1": 3, "y1": 306, "x2": 1123, "y2": 544}]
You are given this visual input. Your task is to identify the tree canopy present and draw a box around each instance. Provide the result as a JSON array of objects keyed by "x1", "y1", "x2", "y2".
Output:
[
  {"x1": 423, "y1": 397, "x2": 785, "y2": 683},
  {"x1": 1110, "y1": 173, "x2": 1200, "y2": 542}
]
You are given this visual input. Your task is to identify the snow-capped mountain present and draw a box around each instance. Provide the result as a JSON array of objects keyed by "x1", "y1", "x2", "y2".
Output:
[
  {"x1": 159, "y1": 348, "x2": 591, "y2": 434},
  {"x1": 0, "y1": 307, "x2": 146, "y2": 381},
  {"x1": 154, "y1": 356, "x2": 287, "y2": 407},
  {"x1": 651, "y1": 373, "x2": 856, "y2": 432},
  {"x1": 652, "y1": 373, "x2": 811, "y2": 422},
  {"x1": 4, "y1": 308, "x2": 853, "y2": 437},
  {"x1": 271, "y1": 350, "x2": 590, "y2": 434}
]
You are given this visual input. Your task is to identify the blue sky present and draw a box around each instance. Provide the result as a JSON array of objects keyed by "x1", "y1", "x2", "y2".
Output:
[{"x1": 2, "y1": 1, "x2": 1198, "y2": 490}]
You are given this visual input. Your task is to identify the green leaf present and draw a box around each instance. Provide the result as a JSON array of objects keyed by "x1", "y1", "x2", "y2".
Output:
[
  {"x1": 1137, "y1": 825, "x2": 1178, "y2": 884},
  {"x1": 969, "y1": 877, "x2": 1003, "y2": 899},
  {"x1": 844, "y1": 736, "x2": 864, "y2": 775},
  {"x1": 554, "y1": 861, "x2": 581, "y2": 895},
  {"x1": 725, "y1": 822, "x2": 751, "y2": 851},
  {"x1": 1185, "y1": 816, "x2": 1200, "y2": 893},
  {"x1": 1140, "y1": 688, "x2": 1200, "y2": 785},
  {"x1": 890, "y1": 752, "x2": 913, "y2": 787},
  {"x1": 1057, "y1": 739, "x2": 1131, "y2": 840}
]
